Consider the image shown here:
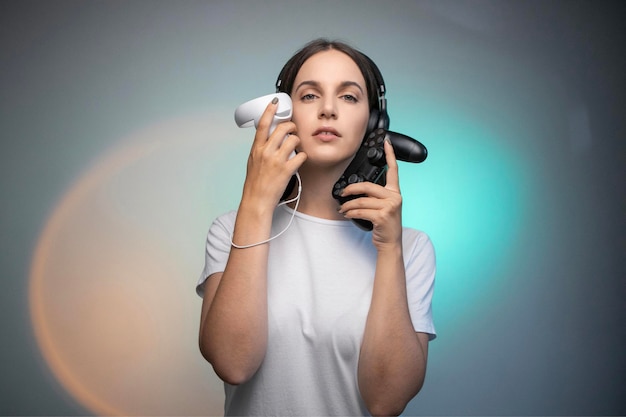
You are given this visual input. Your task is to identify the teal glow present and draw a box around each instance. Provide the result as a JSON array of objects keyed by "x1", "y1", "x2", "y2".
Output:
[{"x1": 399, "y1": 113, "x2": 533, "y2": 322}]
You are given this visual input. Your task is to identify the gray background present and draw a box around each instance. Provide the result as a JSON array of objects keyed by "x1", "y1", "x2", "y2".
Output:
[{"x1": 1, "y1": 0, "x2": 624, "y2": 415}]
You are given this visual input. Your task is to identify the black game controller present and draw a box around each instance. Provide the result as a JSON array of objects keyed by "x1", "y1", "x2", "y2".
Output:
[{"x1": 332, "y1": 128, "x2": 427, "y2": 231}]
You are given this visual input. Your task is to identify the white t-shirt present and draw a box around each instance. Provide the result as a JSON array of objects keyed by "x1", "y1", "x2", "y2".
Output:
[{"x1": 197, "y1": 205, "x2": 436, "y2": 416}]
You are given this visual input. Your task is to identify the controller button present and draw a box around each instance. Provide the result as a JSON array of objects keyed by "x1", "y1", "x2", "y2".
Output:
[
  {"x1": 367, "y1": 148, "x2": 385, "y2": 164},
  {"x1": 348, "y1": 174, "x2": 361, "y2": 184}
]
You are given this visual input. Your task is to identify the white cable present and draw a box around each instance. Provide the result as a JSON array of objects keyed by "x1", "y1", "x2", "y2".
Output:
[{"x1": 230, "y1": 172, "x2": 302, "y2": 249}]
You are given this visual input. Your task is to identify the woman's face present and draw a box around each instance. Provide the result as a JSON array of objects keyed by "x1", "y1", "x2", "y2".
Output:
[{"x1": 290, "y1": 49, "x2": 370, "y2": 168}]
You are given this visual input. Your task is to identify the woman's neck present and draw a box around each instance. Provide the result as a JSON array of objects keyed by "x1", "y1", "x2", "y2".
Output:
[{"x1": 287, "y1": 164, "x2": 347, "y2": 220}]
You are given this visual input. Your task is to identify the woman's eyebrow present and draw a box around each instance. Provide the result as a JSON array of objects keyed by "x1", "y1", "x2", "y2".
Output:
[
  {"x1": 294, "y1": 80, "x2": 365, "y2": 95},
  {"x1": 338, "y1": 81, "x2": 365, "y2": 95}
]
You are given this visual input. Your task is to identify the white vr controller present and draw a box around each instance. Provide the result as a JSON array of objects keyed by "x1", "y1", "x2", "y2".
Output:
[
  {"x1": 234, "y1": 92, "x2": 292, "y2": 135},
  {"x1": 233, "y1": 93, "x2": 300, "y2": 243}
]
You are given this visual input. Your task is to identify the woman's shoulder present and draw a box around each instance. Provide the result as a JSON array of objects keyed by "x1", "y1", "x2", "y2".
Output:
[
  {"x1": 211, "y1": 209, "x2": 237, "y2": 224},
  {"x1": 402, "y1": 225, "x2": 435, "y2": 256},
  {"x1": 402, "y1": 225, "x2": 432, "y2": 242},
  {"x1": 207, "y1": 210, "x2": 238, "y2": 237}
]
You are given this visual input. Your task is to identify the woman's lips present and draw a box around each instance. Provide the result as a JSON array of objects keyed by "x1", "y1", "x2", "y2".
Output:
[{"x1": 313, "y1": 127, "x2": 341, "y2": 141}]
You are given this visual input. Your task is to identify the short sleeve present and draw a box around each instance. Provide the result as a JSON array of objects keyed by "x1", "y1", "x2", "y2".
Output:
[
  {"x1": 403, "y1": 228, "x2": 437, "y2": 340},
  {"x1": 195, "y1": 210, "x2": 237, "y2": 297}
]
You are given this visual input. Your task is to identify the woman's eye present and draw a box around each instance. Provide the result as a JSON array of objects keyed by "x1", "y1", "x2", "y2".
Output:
[
  {"x1": 341, "y1": 94, "x2": 358, "y2": 103},
  {"x1": 301, "y1": 93, "x2": 317, "y2": 101}
]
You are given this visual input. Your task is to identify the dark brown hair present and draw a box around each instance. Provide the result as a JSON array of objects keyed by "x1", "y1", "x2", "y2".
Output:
[{"x1": 275, "y1": 38, "x2": 385, "y2": 112}]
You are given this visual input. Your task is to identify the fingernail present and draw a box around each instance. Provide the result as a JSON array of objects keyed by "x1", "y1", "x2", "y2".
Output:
[
  {"x1": 384, "y1": 137, "x2": 391, "y2": 145},
  {"x1": 271, "y1": 97, "x2": 279, "y2": 105}
]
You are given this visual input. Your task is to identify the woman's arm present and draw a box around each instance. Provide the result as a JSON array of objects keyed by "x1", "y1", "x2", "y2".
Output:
[
  {"x1": 198, "y1": 205, "x2": 272, "y2": 385},
  {"x1": 198, "y1": 99, "x2": 305, "y2": 384},
  {"x1": 357, "y1": 245, "x2": 429, "y2": 416},
  {"x1": 340, "y1": 139, "x2": 429, "y2": 415}
]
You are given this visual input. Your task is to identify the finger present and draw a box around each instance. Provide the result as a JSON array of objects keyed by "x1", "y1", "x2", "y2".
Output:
[
  {"x1": 268, "y1": 121, "x2": 297, "y2": 150},
  {"x1": 278, "y1": 132, "x2": 300, "y2": 159},
  {"x1": 340, "y1": 196, "x2": 402, "y2": 231},
  {"x1": 253, "y1": 97, "x2": 279, "y2": 145},
  {"x1": 340, "y1": 195, "x2": 386, "y2": 213},
  {"x1": 384, "y1": 138, "x2": 400, "y2": 192},
  {"x1": 286, "y1": 150, "x2": 307, "y2": 173},
  {"x1": 342, "y1": 181, "x2": 389, "y2": 200}
]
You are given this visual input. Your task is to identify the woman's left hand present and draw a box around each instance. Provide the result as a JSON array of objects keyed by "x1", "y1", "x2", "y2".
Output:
[{"x1": 339, "y1": 139, "x2": 403, "y2": 248}]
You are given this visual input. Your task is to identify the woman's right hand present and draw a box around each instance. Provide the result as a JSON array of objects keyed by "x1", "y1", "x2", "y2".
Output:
[
  {"x1": 241, "y1": 98, "x2": 307, "y2": 210},
  {"x1": 200, "y1": 99, "x2": 307, "y2": 383}
]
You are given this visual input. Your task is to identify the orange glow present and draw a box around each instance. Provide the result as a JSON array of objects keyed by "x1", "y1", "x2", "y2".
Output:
[{"x1": 28, "y1": 114, "x2": 234, "y2": 416}]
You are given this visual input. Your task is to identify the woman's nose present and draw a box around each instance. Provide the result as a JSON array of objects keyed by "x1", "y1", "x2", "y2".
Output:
[{"x1": 318, "y1": 97, "x2": 337, "y2": 119}]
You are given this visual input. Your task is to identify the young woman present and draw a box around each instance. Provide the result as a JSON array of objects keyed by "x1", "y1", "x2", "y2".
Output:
[{"x1": 197, "y1": 38, "x2": 436, "y2": 416}]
